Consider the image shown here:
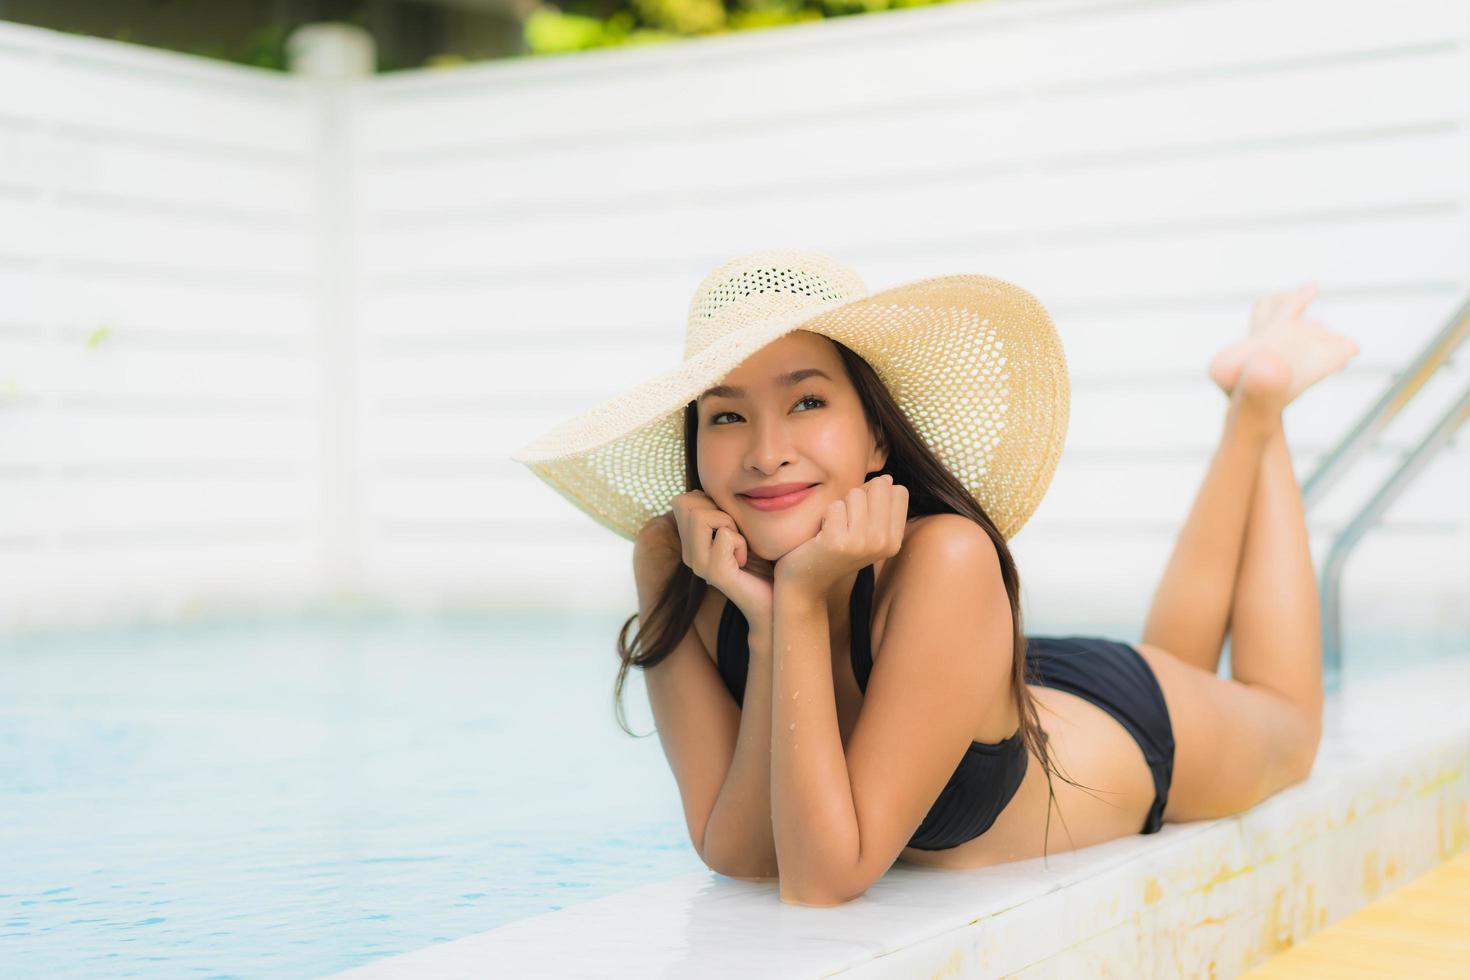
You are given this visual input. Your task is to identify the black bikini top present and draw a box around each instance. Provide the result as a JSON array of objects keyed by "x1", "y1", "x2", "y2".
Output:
[{"x1": 714, "y1": 563, "x2": 1029, "y2": 851}]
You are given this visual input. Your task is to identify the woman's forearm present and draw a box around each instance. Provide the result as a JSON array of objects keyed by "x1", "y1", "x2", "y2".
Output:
[
  {"x1": 771, "y1": 584, "x2": 860, "y2": 900},
  {"x1": 699, "y1": 624, "x2": 780, "y2": 880}
]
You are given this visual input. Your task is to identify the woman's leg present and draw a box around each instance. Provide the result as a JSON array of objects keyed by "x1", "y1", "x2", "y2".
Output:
[
  {"x1": 1138, "y1": 384, "x2": 1275, "y2": 673},
  {"x1": 1223, "y1": 413, "x2": 1325, "y2": 736},
  {"x1": 1140, "y1": 284, "x2": 1360, "y2": 677},
  {"x1": 1135, "y1": 289, "x2": 1359, "y2": 820},
  {"x1": 1136, "y1": 353, "x2": 1328, "y2": 821}
]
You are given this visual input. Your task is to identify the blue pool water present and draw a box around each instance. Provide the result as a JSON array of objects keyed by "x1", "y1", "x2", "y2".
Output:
[
  {"x1": 0, "y1": 612, "x2": 705, "y2": 978},
  {"x1": 1, "y1": 611, "x2": 1462, "y2": 978}
]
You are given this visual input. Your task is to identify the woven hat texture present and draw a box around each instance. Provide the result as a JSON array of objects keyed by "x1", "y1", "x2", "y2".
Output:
[{"x1": 510, "y1": 248, "x2": 1069, "y2": 542}]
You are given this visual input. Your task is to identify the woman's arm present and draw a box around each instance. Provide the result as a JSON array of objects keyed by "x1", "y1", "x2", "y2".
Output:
[
  {"x1": 700, "y1": 624, "x2": 780, "y2": 880},
  {"x1": 769, "y1": 509, "x2": 1013, "y2": 907},
  {"x1": 769, "y1": 585, "x2": 860, "y2": 906}
]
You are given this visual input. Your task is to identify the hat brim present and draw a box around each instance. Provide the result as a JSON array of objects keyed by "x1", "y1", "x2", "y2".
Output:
[{"x1": 511, "y1": 273, "x2": 1069, "y2": 542}]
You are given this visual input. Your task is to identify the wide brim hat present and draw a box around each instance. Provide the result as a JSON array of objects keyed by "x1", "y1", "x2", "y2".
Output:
[{"x1": 510, "y1": 248, "x2": 1070, "y2": 542}]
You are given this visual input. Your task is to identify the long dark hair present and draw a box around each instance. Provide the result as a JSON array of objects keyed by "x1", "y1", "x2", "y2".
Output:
[{"x1": 612, "y1": 335, "x2": 1102, "y2": 863}]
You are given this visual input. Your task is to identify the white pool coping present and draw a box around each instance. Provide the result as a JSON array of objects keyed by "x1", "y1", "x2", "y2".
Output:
[{"x1": 332, "y1": 652, "x2": 1470, "y2": 979}]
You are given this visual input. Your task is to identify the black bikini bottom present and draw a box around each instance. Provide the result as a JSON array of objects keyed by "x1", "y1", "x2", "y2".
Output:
[{"x1": 1024, "y1": 634, "x2": 1176, "y2": 834}]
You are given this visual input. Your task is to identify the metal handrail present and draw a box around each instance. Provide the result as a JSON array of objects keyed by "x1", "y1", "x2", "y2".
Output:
[
  {"x1": 1300, "y1": 295, "x2": 1470, "y2": 510},
  {"x1": 1318, "y1": 380, "x2": 1470, "y2": 674},
  {"x1": 1299, "y1": 296, "x2": 1470, "y2": 675}
]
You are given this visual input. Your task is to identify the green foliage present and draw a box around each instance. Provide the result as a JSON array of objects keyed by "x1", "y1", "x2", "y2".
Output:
[
  {"x1": 524, "y1": 0, "x2": 970, "y2": 55},
  {"x1": 236, "y1": 23, "x2": 293, "y2": 71},
  {"x1": 64, "y1": 0, "x2": 977, "y2": 70}
]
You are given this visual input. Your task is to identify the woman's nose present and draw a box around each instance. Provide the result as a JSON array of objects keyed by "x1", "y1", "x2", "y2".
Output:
[{"x1": 745, "y1": 418, "x2": 796, "y2": 472}]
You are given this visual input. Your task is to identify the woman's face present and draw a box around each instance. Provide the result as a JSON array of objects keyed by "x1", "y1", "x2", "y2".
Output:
[{"x1": 695, "y1": 330, "x2": 887, "y2": 562}]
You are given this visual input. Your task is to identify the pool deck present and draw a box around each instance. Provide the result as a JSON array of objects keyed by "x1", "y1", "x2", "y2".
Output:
[
  {"x1": 1239, "y1": 847, "x2": 1470, "y2": 978},
  {"x1": 333, "y1": 652, "x2": 1470, "y2": 979}
]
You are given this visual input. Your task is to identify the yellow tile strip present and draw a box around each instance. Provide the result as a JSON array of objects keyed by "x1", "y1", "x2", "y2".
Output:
[{"x1": 1240, "y1": 848, "x2": 1470, "y2": 978}]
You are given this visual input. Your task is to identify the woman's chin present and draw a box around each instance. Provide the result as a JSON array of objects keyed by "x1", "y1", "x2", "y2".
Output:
[
  {"x1": 747, "y1": 535, "x2": 811, "y2": 564},
  {"x1": 745, "y1": 545, "x2": 778, "y2": 564}
]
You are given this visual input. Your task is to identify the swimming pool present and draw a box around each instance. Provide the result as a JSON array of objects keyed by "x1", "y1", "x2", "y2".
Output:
[
  {"x1": 0, "y1": 612, "x2": 706, "y2": 978},
  {"x1": 2, "y1": 612, "x2": 1461, "y2": 977}
]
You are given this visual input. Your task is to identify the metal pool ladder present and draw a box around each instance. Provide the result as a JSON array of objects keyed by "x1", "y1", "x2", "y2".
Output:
[{"x1": 1298, "y1": 295, "x2": 1470, "y2": 676}]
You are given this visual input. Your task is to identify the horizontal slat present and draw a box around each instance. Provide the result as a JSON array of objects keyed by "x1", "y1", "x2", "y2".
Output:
[
  {"x1": 0, "y1": 342, "x2": 313, "y2": 400},
  {"x1": 856, "y1": 212, "x2": 1469, "y2": 308},
  {"x1": 0, "y1": 197, "x2": 311, "y2": 274},
  {"x1": 1056, "y1": 291, "x2": 1465, "y2": 381},
  {"x1": 363, "y1": 164, "x2": 1469, "y2": 278},
  {"x1": 365, "y1": 54, "x2": 1470, "y2": 217},
  {"x1": 361, "y1": 269, "x2": 692, "y2": 339},
  {"x1": 0, "y1": 408, "x2": 317, "y2": 466},
  {"x1": 0, "y1": 474, "x2": 316, "y2": 536},
  {"x1": 0, "y1": 125, "x2": 309, "y2": 213},
  {"x1": 0, "y1": 268, "x2": 311, "y2": 333},
  {"x1": 356, "y1": 339, "x2": 670, "y2": 403},
  {"x1": 1014, "y1": 521, "x2": 1470, "y2": 632},
  {"x1": 0, "y1": 23, "x2": 311, "y2": 153}
]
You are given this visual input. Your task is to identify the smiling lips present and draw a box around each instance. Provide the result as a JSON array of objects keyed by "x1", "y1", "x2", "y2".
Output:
[{"x1": 739, "y1": 483, "x2": 820, "y2": 512}]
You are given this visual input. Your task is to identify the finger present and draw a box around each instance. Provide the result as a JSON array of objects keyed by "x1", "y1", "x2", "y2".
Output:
[
  {"x1": 675, "y1": 511, "x2": 696, "y2": 567},
  {"x1": 712, "y1": 526, "x2": 732, "y2": 564},
  {"x1": 693, "y1": 516, "x2": 720, "y2": 567},
  {"x1": 823, "y1": 498, "x2": 844, "y2": 536},
  {"x1": 720, "y1": 526, "x2": 746, "y2": 569},
  {"x1": 847, "y1": 484, "x2": 867, "y2": 543},
  {"x1": 890, "y1": 484, "x2": 909, "y2": 543},
  {"x1": 867, "y1": 476, "x2": 890, "y2": 541}
]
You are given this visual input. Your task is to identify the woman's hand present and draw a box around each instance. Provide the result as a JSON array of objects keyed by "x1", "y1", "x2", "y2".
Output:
[
  {"x1": 670, "y1": 490, "x2": 773, "y2": 632},
  {"x1": 774, "y1": 474, "x2": 909, "y2": 600}
]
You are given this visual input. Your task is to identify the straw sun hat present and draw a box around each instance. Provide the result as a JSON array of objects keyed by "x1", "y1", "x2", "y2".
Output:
[{"x1": 510, "y1": 248, "x2": 1070, "y2": 543}]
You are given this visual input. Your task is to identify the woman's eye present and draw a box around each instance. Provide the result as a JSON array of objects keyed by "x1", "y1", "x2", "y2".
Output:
[{"x1": 710, "y1": 394, "x2": 825, "y2": 426}]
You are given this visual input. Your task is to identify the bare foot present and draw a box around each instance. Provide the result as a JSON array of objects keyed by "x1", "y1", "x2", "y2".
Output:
[
  {"x1": 1229, "y1": 347, "x2": 1293, "y2": 420},
  {"x1": 1209, "y1": 283, "x2": 1361, "y2": 403}
]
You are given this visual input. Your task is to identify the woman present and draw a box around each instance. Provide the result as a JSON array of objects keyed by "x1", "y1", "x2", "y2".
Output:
[{"x1": 511, "y1": 249, "x2": 1360, "y2": 908}]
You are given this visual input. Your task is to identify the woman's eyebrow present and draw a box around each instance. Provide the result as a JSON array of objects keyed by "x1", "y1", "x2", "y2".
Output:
[{"x1": 698, "y1": 367, "x2": 832, "y2": 402}]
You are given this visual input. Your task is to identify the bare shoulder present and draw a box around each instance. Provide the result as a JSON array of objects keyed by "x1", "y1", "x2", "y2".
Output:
[
  {"x1": 883, "y1": 513, "x2": 997, "y2": 588},
  {"x1": 872, "y1": 513, "x2": 1002, "y2": 648}
]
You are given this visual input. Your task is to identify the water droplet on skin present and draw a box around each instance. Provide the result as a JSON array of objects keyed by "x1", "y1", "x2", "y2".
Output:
[
  {"x1": 793, "y1": 690, "x2": 799, "y2": 700},
  {"x1": 788, "y1": 722, "x2": 796, "y2": 731}
]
